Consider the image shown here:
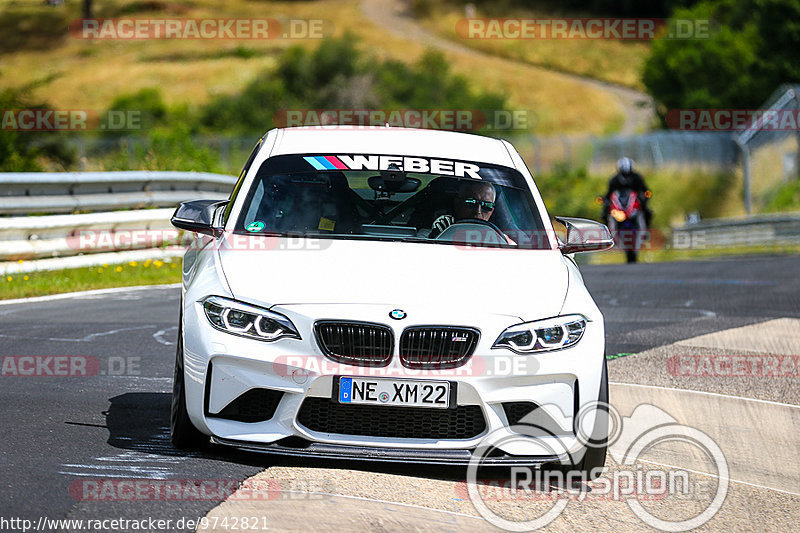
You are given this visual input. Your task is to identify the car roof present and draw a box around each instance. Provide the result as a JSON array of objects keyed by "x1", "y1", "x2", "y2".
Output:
[{"x1": 269, "y1": 126, "x2": 516, "y2": 167}]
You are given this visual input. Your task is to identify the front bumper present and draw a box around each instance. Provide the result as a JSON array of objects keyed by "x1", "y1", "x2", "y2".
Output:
[{"x1": 181, "y1": 300, "x2": 606, "y2": 460}]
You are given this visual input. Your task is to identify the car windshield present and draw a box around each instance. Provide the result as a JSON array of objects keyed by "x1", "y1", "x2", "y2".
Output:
[{"x1": 234, "y1": 154, "x2": 550, "y2": 249}]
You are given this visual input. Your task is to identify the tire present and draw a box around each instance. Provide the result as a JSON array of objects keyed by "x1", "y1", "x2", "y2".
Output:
[{"x1": 170, "y1": 324, "x2": 208, "y2": 449}]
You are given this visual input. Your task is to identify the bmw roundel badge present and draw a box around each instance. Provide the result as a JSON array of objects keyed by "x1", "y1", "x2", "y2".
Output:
[{"x1": 389, "y1": 309, "x2": 407, "y2": 320}]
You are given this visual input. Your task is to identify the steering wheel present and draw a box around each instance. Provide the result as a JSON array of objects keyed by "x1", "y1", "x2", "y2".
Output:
[{"x1": 434, "y1": 217, "x2": 507, "y2": 243}]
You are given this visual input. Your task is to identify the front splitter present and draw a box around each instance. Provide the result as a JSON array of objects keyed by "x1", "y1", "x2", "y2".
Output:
[{"x1": 212, "y1": 436, "x2": 563, "y2": 466}]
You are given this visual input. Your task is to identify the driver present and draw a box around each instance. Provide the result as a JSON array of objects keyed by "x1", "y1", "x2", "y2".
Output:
[{"x1": 430, "y1": 181, "x2": 496, "y2": 237}]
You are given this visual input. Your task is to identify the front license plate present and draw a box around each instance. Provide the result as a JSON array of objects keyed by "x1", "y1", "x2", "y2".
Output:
[{"x1": 338, "y1": 377, "x2": 451, "y2": 409}]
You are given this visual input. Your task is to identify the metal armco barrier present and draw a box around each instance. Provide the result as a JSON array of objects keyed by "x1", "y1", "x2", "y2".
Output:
[
  {"x1": 672, "y1": 212, "x2": 800, "y2": 248},
  {"x1": 0, "y1": 171, "x2": 235, "y2": 271},
  {"x1": 0, "y1": 171, "x2": 236, "y2": 214}
]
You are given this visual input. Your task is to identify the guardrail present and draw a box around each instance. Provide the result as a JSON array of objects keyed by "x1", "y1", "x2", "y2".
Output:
[
  {"x1": 3, "y1": 172, "x2": 799, "y2": 274},
  {"x1": 0, "y1": 209, "x2": 180, "y2": 261},
  {"x1": 0, "y1": 171, "x2": 236, "y2": 214},
  {"x1": 672, "y1": 212, "x2": 800, "y2": 248},
  {"x1": 0, "y1": 171, "x2": 235, "y2": 274}
]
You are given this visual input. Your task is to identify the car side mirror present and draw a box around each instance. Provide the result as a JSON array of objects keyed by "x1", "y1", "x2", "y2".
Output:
[
  {"x1": 554, "y1": 216, "x2": 614, "y2": 254},
  {"x1": 171, "y1": 199, "x2": 228, "y2": 235}
]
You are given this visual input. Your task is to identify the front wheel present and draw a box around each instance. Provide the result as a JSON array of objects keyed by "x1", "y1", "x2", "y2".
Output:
[{"x1": 170, "y1": 328, "x2": 208, "y2": 449}]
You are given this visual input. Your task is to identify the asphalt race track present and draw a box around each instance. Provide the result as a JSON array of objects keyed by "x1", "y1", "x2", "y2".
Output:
[{"x1": 1, "y1": 255, "x2": 799, "y2": 532}]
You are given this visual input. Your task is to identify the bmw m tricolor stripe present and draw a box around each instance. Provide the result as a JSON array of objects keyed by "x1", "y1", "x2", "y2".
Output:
[{"x1": 303, "y1": 155, "x2": 348, "y2": 170}]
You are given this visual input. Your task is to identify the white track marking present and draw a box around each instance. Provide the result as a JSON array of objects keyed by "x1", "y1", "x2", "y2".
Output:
[
  {"x1": 153, "y1": 326, "x2": 178, "y2": 346},
  {"x1": 623, "y1": 457, "x2": 800, "y2": 498},
  {"x1": 82, "y1": 325, "x2": 157, "y2": 342},
  {"x1": 0, "y1": 324, "x2": 156, "y2": 342},
  {"x1": 610, "y1": 381, "x2": 800, "y2": 410},
  {"x1": 610, "y1": 381, "x2": 800, "y2": 497}
]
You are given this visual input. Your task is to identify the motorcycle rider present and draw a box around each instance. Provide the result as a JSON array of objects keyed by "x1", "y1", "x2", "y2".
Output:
[
  {"x1": 604, "y1": 157, "x2": 652, "y2": 262},
  {"x1": 606, "y1": 157, "x2": 652, "y2": 225}
]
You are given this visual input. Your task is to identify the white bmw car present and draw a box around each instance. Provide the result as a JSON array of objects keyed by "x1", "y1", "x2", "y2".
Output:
[{"x1": 171, "y1": 126, "x2": 613, "y2": 476}]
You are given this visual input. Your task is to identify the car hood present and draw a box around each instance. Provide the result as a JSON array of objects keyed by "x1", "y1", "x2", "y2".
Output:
[{"x1": 218, "y1": 237, "x2": 568, "y2": 320}]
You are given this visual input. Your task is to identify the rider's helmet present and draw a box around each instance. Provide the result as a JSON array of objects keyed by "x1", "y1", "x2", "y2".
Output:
[{"x1": 616, "y1": 157, "x2": 634, "y2": 174}]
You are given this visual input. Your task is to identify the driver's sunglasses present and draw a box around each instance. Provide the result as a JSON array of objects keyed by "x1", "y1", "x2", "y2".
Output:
[{"x1": 462, "y1": 197, "x2": 495, "y2": 211}]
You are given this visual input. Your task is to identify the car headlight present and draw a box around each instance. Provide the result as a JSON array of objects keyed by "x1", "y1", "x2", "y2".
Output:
[
  {"x1": 202, "y1": 296, "x2": 300, "y2": 341},
  {"x1": 493, "y1": 314, "x2": 587, "y2": 353}
]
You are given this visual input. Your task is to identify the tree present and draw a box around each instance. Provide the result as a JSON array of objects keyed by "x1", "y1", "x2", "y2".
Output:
[{"x1": 643, "y1": 0, "x2": 800, "y2": 114}]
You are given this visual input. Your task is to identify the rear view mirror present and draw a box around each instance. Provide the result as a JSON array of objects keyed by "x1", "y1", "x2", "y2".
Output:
[
  {"x1": 368, "y1": 176, "x2": 422, "y2": 193},
  {"x1": 171, "y1": 199, "x2": 228, "y2": 235},
  {"x1": 554, "y1": 216, "x2": 614, "y2": 254}
]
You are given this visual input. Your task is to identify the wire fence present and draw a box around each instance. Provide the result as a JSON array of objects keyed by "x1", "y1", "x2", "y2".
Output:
[
  {"x1": 39, "y1": 130, "x2": 740, "y2": 177},
  {"x1": 510, "y1": 131, "x2": 738, "y2": 176}
]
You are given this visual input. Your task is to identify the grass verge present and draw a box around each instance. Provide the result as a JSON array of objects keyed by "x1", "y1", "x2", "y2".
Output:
[
  {"x1": 0, "y1": 0, "x2": 623, "y2": 135},
  {"x1": 0, "y1": 258, "x2": 181, "y2": 300}
]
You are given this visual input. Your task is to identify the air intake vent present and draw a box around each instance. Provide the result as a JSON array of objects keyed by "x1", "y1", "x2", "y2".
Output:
[
  {"x1": 502, "y1": 401, "x2": 572, "y2": 436},
  {"x1": 213, "y1": 388, "x2": 283, "y2": 423},
  {"x1": 297, "y1": 397, "x2": 486, "y2": 439}
]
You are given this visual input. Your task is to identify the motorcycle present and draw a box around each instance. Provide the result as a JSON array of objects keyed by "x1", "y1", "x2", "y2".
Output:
[{"x1": 597, "y1": 188, "x2": 650, "y2": 263}]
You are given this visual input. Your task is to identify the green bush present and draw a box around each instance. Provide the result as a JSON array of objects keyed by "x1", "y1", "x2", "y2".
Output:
[
  {"x1": 0, "y1": 89, "x2": 43, "y2": 171},
  {"x1": 101, "y1": 125, "x2": 222, "y2": 172},
  {"x1": 536, "y1": 164, "x2": 605, "y2": 221},
  {"x1": 764, "y1": 180, "x2": 800, "y2": 213},
  {"x1": 199, "y1": 34, "x2": 509, "y2": 135},
  {"x1": 108, "y1": 88, "x2": 168, "y2": 124},
  {"x1": 0, "y1": 7, "x2": 69, "y2": 54},
  {"x1": 535, "y1": 164, "x2": 737, "y2": 228}
]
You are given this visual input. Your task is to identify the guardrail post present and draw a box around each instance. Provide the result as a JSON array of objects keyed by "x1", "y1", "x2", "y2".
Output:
[{"x1": 735, "y1": 138, "x2": 752, "y2": 215}]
